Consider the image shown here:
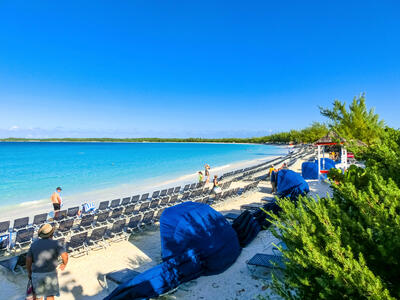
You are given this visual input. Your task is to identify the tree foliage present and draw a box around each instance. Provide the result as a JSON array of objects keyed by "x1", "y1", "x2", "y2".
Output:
[
  {"x1": 267, "y1": 97, "x2": 400, "y2": 299},
  {"x1": 320, "y1": 94, "x2": 385, "y2": 145},
  {"x1": 0, "y1": 122, "x2": 328, "y2": 144},
  {"x1": 251, "y1": 122, "x2": 328, "y2": 144}
]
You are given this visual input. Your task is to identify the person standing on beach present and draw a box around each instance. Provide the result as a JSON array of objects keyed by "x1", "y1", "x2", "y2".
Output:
[
  {"x1": 269, "y1": 165, "x2": 275, "y2": 177},
  {"x1": 212, "y1": 175, "x2": 221, "y2": 194},
  {"x1": 278, "y1": 163, "x2": 288, "y2": 170},
  {"x1": 269, "y1": 165, "x2": 277, "y2": 193},
  {"x1": 26, "y1": 223, "x2": 68, "y2": 300},
  {"x1": 198, "y1": 171, "x2": 204, "y2": 183},
  {"x1": 51, "y1": 187, "x2": 62, "y2": 219},
  {"x1": 204, "y1": 164, "x2": 210, "y2": 183},
  {"x1": 51, "y1": 187, "x2": 62, "y2": 211}
]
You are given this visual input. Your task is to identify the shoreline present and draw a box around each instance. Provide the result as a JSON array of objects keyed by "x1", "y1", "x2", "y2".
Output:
[
  {"x1": 0, "y1": 154, "x2": 285, "y2": 222},
  {"x1": 0, "y1": 140, "x2": 290, "y2": 146}
]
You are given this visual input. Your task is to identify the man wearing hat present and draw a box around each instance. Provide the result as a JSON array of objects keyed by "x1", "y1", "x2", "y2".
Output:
[{"x1": 26, "y1": 223, "x2": 68, "y2": 300}]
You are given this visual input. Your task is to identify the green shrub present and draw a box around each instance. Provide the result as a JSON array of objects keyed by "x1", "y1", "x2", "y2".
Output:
[{"x1": 264, "y1": 96, "x2": 400, "y2": 299}]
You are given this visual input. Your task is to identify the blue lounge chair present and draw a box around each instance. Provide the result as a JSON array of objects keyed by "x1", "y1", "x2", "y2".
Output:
[
  {"x1": 76, "y1": 214, "x2": 94, "y2": 231},
  {"x1": 54, "y1": 210, "x2": 67, "y2": 222},
  {"x1": 168, "y1": 194, "x2": 179, "y2": 205},
  {"x1": 159, "y1": 196, "x2": 169, "y2": 207},
  {"x1": 0, "y1": 234, "x2": 10, "y2": 254},
  {"x1": 67, "y1": 232, "x2": 88, "y2": 257},
  {"x1": 109, "y1": 207, "x2": 123, "y2": 222},
  {"x1": 151, "y1": 190, "x2": 160, "y2": 199},
  {"x1": 137, "y1": 201, "x2": 150, "y2": 213},
  {"x1": 14, "y1": 227, "x2": 34, "y2": 251},
  {"x1": 0, "y1": 221, "x2": 10, "y2": 234},
  {"x1": 140, "y1": 193, "x2": 149, "y2": 202},
  {"x1": 126, "y1": 215, "x2": 142, "y2": 233},
  {"x1": 94, "y1": 211, "x2": 109, "y2": 226},
  {"x1": 98, "y1": 200, "x2": 110, "y2": 211},
  {"x1": 106, "y1": 219, "x2": 127, "y2": 242},
  {"x1": 149, "y1": 199, "x2": 160, "y2": 210},
  {"x1": 54, "y1": 219, "x2": 74, "y2": 237},
  {"x1": 67, "y1": 206, "x2": 80, "y2": 218},
  {"x1": 32, "y1": 213, "x2": 48, "y2": 228},
  {"x1": 173, "y1": 186, "x2": 181, "y2": 194},
  {"x1": 140, "y1": 211, "x2": 155, "y2": 228},
  {"x1": 110, "y1": 199, "x2": 120, "y2": 209},
  {"x1": 131, "y1": 195, "x2": 140, "y2": 204},
  {"x1": 160, "y1": 189, "x2": 167, "y2": 197},
  {"x1": 13, "y1": 217, "x2": 29, "y2": 231},
  {"x1": 86, "y1": 226, "x2": 107, "y2": 250},
  {"x1": 202, "y1": 196, "x2": 210, "y2": 204},
  {"x1": 154, "y1": 208, "x2": 165, "y2": 221},
  {"x1": 181, "y1": 192, "x2": 190, "y2": 202},
  {"x1": 121, "y1": 197, "x2": 131, "y2": 206},
  {"x1": 123, "y1": 204, "x2": 136, "y2": 216},
  {"x1": 104, "y1": 268, "x2": 140, "y2": 291},
  {"x1": 247, "y1": 253, "x2": 285, "y2": 279}
]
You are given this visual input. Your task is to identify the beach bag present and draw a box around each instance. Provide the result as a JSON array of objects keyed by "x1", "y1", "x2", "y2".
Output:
[
  {"x1": 258, "y1": 201, "x2": 282, "y2": 228},
  {"x1": 26, "y1": 279, "x2": 34, "y2": 300},
  {"x1": 232, "y1": 210, "x2": 260, "y2": 247},
  {"x1": 213, "y1": 186, "x2": 222, "y2": 194}
]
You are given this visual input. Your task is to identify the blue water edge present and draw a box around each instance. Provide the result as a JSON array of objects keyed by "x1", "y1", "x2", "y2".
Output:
[{"x1": 0, "y1": 142, "x2": 286, "y2": 208}]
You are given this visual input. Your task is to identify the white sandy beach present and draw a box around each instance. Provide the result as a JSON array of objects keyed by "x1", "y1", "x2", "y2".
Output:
[
  {"x1": 0, "y1": 155, "x2": 282, "y2": 222},
  {"x1": 0, "y1": 150, "x2": 333, "y2": 300}
]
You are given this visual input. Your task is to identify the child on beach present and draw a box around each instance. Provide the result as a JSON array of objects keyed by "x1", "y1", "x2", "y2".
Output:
[{"x1": 198, "y1": 171, "x2": 204, "y2": 183}]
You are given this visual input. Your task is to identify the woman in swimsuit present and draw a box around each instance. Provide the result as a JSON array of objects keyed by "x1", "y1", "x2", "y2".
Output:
[
  {"x1": 205, "y1": 164, "x2": 210, "y2": 183},
  {"x1": 212, "y1": 175, "x2": 221, "y2": 194}
]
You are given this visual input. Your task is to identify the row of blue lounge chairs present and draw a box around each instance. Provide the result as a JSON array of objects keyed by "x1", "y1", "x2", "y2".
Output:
[
  {"x1": 219, "y1": 148, "x2": 311, "y2": 183},
  {"x1": 0, "y1": 179, "x2": 260, "y2": 260}
]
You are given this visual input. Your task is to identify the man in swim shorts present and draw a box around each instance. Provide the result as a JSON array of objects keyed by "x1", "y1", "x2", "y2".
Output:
[{"x1": 51, "y1": 187, "x2": 62, "y2": 212}]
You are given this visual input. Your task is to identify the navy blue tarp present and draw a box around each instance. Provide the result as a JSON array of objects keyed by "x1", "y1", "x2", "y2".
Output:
[
  {"x1": 276, "y1": 169, "x2": 309, "y2": 200},
  {"x1": 105, "y1": 249, "x2": 203, "y2": 300},
  {"x1": 105, "y1": 202, "x2": 241, "y2": 300},
  {"x1": 160, "y1": 201, "x2": 241, "y2": 275}
]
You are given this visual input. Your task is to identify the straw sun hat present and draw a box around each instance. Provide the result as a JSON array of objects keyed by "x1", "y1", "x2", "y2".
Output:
[{"x1": 38, "y1": 223, "x2": 55, "y2": 238}]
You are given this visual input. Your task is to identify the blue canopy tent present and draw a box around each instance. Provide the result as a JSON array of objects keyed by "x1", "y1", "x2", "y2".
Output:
[
  {"x1": 301, "y1": 161, "x2": 318, "y2": 179},
  {"x1": 105, "y1": 202, "x2": 241, "y2": 300},
  {"x1": 302, "y1": 158, "x2": 337, "y2": 180},
  {"x1": 276, "y1": 169, "x2": 310, "y2": 200},
  {"x1": 317, "y1": 158, "x2": 337, "y2": 170}
]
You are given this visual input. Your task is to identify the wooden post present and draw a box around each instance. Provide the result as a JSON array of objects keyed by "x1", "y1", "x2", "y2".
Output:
[{"x1": 317, "y1": 145, "x2": 321, "y2": 181}]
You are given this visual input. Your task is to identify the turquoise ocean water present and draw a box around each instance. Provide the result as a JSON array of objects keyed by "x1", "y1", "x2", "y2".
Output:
[{"x1": 0, "y1": 142, "x2": 286, "y2": 208}]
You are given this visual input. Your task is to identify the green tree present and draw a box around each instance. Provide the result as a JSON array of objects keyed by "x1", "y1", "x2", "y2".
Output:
[{"x1": 319, "y1": 94, "x2": 385, "y2": 145}]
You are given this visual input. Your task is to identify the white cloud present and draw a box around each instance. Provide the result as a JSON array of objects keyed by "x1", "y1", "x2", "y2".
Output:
[{"x1": 8, "y1": 125, "x2": 19, "y2": 131}]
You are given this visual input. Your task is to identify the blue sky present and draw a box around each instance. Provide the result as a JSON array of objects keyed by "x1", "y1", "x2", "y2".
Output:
[{"x1": 0, "y1": 1, "x2": 399, "y2": 138}]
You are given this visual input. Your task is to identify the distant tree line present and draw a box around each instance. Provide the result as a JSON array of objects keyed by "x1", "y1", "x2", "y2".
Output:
[{"x1": 0, "y1": 123, "x2": 329, "y2": 144}]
